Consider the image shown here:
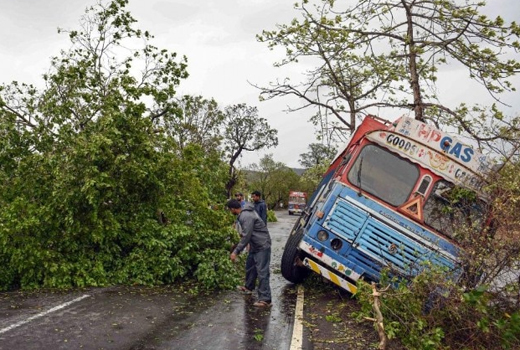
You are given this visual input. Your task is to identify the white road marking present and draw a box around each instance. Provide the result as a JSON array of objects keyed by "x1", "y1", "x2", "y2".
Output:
[
  {"x1": 0, "y1": 294, "x2": 91, "y2": 335},
  {"x1": 290, "y1": 285, "x2": 305, "y2": 350}
]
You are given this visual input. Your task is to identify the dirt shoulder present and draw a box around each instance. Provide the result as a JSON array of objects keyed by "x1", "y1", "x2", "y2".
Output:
[{"x1": 302, "y1": 277, "x2": 405, "y2": 350}]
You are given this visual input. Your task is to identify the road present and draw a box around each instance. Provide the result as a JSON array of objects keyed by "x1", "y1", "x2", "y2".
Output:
[{"x1": 0, "y1": 211, "x2": 305, "y2": 350}]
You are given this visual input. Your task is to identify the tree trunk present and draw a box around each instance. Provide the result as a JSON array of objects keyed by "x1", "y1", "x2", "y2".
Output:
[
  {"x1": 403, "y1": 1, "x2": 425, "y2": 122},
  {"x1": 364, "y1": 282, "x2": 389, "y2": 350}
]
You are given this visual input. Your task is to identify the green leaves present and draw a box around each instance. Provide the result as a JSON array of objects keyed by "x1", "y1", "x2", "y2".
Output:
[
  {"x1": 299, "y1": 143, "x2": 337, "y2": 168},
  {"x1": 223, "y1": 104, "x2": 279, "y2": 196},
  {"x1": 247, "y1": 154, "x2": 300, "y2": 209},
  {"x1": 0, "y1": 0, "x2": 238, "y2": 292},
  {"x1": 355, "y1": 268, "x2": 520, "y2": 349},
  {"x1": 258, "y1": 0, "x2": 520, "y2": 142}
]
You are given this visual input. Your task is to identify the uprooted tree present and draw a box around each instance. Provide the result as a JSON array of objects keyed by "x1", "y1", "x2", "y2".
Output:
[{"x1": 0, "y1": 0, "x2": 240, "y2": 290}]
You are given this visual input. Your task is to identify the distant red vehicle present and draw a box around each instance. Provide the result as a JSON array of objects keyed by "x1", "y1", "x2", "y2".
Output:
[{"x1": 288, "y1": 191, "x2": 307, "y2": 215}]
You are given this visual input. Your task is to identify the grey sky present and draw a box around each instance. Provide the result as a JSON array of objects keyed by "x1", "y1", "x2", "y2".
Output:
[{"x1": 1, "y1": 0, "x2": 520, "y2": 168}]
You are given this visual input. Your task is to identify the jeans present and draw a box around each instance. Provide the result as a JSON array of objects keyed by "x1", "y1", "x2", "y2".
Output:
[
  {"x1": 245, "y1": 253, "x2": 257, "y2": 291},
  {"x1": 250, "y1": 247, "x2": 271, "y2": 302}
]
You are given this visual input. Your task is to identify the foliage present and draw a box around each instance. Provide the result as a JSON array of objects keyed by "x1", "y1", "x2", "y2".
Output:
[
  {"x1": 355, "y1": 269, "x2": 520, "y2": 350},
  {"x1": 0, "y1": 109, "x2": 239, "y2": 290},
  {"x1": 325, "y1": 313, "x2": 342, "y2": 323},
  {"x1": 298, "y1": 162, "x2": 329, "y2": 196},
  {"x1": 164, "y1": 94, "x2": 225, "y2": 152},
  {"x1": 352, "y1": 169, "x2": 520, "y2": 350},
  {"x1": 447, "y1": 165, "x2": 520, "y2": 293},
  {"x1": 171, "y1": 97, "x2": 281, "y2": 200},
  {"x1": 258, "y1": 0, "x2": 520, "y2": 143},
  {"x1": 247, "y1": 154, "x2": 301, "y2": 208},
  {"x1": 0, "y1": 0, "x2": 240, "y2": 291},
  {"x1": 296, "y1": 142, "x2": 337, "y2": 196},
  {"x1": 223, "y1": 104, "x2": 278, "y2": 197},
  {"x1": 267, "y1": 210, "x2": 277, "y2": 223},
  {"x1": 299, "y1": 143, "x2": 337, "y2": 169},
  {"x1": 253, "y1": 328, "x2": 264, "y2": 342},
  {"x1": 194, "y1": 247, "x2": 241, "y2": 290}
]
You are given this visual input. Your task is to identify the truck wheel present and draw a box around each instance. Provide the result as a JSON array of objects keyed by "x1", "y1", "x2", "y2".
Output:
[{"x1": 281, "y1": 228, "x2": 310, "y2": 283}]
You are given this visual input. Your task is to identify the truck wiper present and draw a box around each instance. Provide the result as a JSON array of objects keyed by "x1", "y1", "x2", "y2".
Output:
[{"x1": 357, "y1": 157, "x2": 364, "y2": 197}]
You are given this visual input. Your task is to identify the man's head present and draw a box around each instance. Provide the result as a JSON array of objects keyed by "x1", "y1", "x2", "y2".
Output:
[
  {"x1": 226, "y1": 199, "x2": 242, "y2": 215},
  {"x1": 234, "y1": 192, "x2": 244, "y2": 201},
  {"x1": 251, "y1": 190, "x2": 261, "y2": 203}
]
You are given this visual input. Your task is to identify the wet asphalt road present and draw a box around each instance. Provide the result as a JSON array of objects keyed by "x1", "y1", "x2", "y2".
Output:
[{"x1": 0, "y1": 211, "x2": 302, "y2": 350}]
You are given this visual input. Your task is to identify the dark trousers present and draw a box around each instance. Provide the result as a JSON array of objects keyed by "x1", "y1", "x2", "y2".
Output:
[
  {"x1": 249, "y1": 247, "x2": 271, "y2": 302},
  {"x1": 245, "y1": 253, "x2": 257, "y2": 291}
]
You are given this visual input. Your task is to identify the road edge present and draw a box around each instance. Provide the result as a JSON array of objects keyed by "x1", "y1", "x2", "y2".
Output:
[{"x1": 289, "y1": 285, "x2": 305, "y2": 350}]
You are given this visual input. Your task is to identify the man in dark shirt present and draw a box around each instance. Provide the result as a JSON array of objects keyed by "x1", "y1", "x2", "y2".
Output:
[{"x1": 251, "y1": 190, "x2": 268, "y2": 224}]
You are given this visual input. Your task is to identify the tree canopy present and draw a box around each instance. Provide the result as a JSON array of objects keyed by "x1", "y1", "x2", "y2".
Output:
[
  {"x1": 247, "y1": 154, "x2": 301, "y2": 208},
  {"x1": 164, "y1": 95, "x2": 224, "y2": 152},
  {"x1": 0, "y1": 0, "x2": 256, "y2": 291},
  {"x1": 298, "y1": 142, "x2": 337, "y2": 168},
  {"x1": 257, "y1": 0, "x2": 520, "y2": 145},
  {"x1": 223, "y1": 103, "x2": 279, "y2": 197}
]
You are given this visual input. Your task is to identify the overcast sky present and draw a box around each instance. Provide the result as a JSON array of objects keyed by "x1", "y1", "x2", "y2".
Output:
[{"x1": 1, "y1": 0, "x2": 520, "y2": 168}]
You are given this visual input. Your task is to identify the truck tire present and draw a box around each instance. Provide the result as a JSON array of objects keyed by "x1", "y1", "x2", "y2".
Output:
[{"x1": 281, "y1": 228, "x2": 310, "y2": 283}]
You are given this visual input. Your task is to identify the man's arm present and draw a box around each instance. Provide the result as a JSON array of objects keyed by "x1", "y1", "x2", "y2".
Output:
[
  {"x1": 260, "y1": 203, "x2": 268, "y2": 224},
  {"x1": 232, "y1": 214, "x2": 254, "y2": 257}
]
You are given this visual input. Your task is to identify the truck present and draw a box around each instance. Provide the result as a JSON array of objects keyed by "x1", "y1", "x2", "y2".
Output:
[
  {"x1": 288, "y1": 191, "x2": 307, "y2": 215},
  {"x1": 281, "y1": 115, "x2": 491, "y2": 294}
]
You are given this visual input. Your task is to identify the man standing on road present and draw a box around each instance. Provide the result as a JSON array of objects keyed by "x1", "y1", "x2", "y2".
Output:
[
  {"x1": 232, "y1": 191, "x2": 255, "y2": 292},
  {"x1": 251, "y1": 190, "x2": 267, "y2": 225},
  {"x1": 239, "y1": 190, "x2": 267, "y2": 295},
  {"x1": 227, "y1": 199, "x2": 272, "y2": 307}
]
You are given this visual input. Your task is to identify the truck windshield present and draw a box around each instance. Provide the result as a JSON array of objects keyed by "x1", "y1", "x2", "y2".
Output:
[
  {"x1": 423, "y1": 180, "x2": 487, "y2": 239},
  {"x1": 347, "y1": 144, "x2": 419, "y2": 206}
]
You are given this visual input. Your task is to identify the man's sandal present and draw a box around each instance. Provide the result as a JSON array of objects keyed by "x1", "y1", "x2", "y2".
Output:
[
  {"x1": 236, "y1": 286, "x2": 253, "y2": 295},
  {"x1": 253, "y1": 300, "x2": 271, "y2": 307}
]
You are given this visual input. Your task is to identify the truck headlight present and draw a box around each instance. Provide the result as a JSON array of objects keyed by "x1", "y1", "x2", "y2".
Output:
[
  {"x1": 317, "y1": 230, "x2": 329, "y2": 241},
  {"x1": 331, "y1": 238, "x2": 343, "y2": 251}
]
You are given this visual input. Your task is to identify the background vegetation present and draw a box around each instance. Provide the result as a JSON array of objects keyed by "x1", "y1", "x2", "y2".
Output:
[
  {"x1": 0, "y1": 0, "x2": 328, "y2": 292},
  {"x1": 1, "y1": 0, "x2": 519, "y2": 348}
]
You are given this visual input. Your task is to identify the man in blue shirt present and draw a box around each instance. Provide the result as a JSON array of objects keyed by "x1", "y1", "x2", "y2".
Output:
[{"x1": 234, "y1": 192, "x2": 246, "y2": 208}]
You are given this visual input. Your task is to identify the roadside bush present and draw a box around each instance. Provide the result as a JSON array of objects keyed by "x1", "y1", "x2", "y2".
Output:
[
  {"x1": 355, "y1": 268, "x2": 520, "y2": 350},
  {"x1": 354, "y1": 167, "x2": 520, "y2": 349},
  {"x1": 267, "y1": 209, "x2": 277, "y2": 222}
]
